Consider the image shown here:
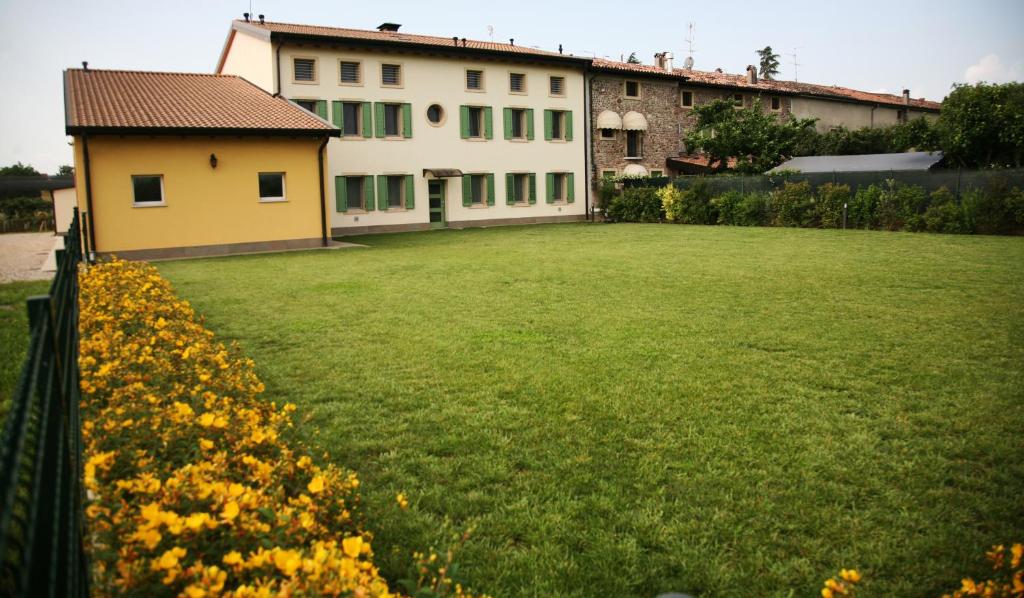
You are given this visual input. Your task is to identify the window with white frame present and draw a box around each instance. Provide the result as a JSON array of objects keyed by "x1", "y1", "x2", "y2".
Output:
[
  {"x1": 258, "y1": 173, "x2": 286, "y2": 202},
  {"x1": 345, "y1": 176, "x2": 367, "y2": 210},
  {"x1": 510, "y1": 173, "x2": 528, "y2": 204},
  {"x1": 132, "y1": 175, "x2": 164, "y2": 206},
  {"x1": 385, "y1": 175, "x2": 405, "y2": 208},
  {"x1": 469, "y1": 174, "x2": 486, "y2": 205},
  {"x1": 293, "y1": 58, "x2": 316, "y2": 82}
]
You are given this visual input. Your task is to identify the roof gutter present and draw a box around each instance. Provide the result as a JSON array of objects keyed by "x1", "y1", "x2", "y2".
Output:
[
  {"x1": 274, "y1": 41, "x2": 282, "y2": 97},
  {"x1": 65, "y1": 126, "x2": 339, "y2": 138},
  {"x1": 317, "y1": 136, "x2": 330, "y2": 246}
]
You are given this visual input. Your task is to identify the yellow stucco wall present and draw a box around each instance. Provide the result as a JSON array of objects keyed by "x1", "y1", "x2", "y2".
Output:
[{"x1": 73, "y1": 136, "x2": 325, "y2": 253}]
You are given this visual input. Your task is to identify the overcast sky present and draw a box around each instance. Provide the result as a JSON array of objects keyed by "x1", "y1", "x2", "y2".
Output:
[{"x1": 1, "y1": 0, "x2": 1021, "y2": 173}]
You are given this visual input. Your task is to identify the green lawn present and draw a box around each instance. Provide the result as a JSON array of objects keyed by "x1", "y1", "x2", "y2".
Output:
[
  {"x1": 157, "y1": 224, "x2": 1024, "y2": 597},
  {"x1": 0, "y1": 279, "x2": 52, "y2": 420}
]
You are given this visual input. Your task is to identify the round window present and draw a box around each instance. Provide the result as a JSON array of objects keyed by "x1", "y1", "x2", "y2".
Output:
[{"x1": 426, "y1": 104, "x2": 445, "y2": 126}]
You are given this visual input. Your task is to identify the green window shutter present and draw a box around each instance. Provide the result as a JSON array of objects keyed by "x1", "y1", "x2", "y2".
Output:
[
  {"x1": 505, "y1": 173, "x2": 514, "y2": 205},
  {"x1": 486, "y1": 173, "x2": 495, "y2": 206},
  {"x1": 528, "y1": 173, "x2": 537, "y2": 204},
  {"x1": 526, "y1": 109, "x2": 535, "y2": 140},
  {"x1": 565, "y1": 111, "x2": 574, "y2": 142},
  {"x1": 377, "y1": 176, "x2": 388, "y2": 208},
  {"x1": 364, "y1": 176, "x2": 375, "y2": 211},
  {"x1": 404, "y1": 174, "x2": 415, "y2": 209},
  {"x1": 361, "y1": 102, "x2": 373, "y2": 138},
  {"x1": 545, "y1": 173, "x2": 555, "y2": 203},
  {"x1": 316, "y1": 100, "x2": 328, "y2": 120},
  {"x1": 335, "y1": 176, "x2": 347, "y2": 212},
  {"x1": 484, "y1": 107, "x2": 494, "y2": 140},
  {"x1": 503, "y1": 108, "x2": 513, "y2": 140},
  {"x1": 543, "y1": 110, "x2": 553, "y2": 141},
  {"x1": 332, "y1": 101, "x2": 343, "y2": 128},
  {"x1": 374, "y1": 102, "x2": 385, "y2": 138},
  {"x1": 459, "y1": 106, "x2": 470, "y2": 139},
  {"x1": 402, "y1": 103, "x2": 413, "y2": 138},
  {"x1": 462, "y1": 175, "x2": 472, "y2": 207},
  {"x1": 567, "y1": 173, "x2": 575, "y2": 203}
]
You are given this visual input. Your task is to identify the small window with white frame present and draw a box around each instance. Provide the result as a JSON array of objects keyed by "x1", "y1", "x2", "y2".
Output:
[
  {"x1": 385, "y1": 175, "x2": 405, "y2": 208},
  {"x1": 132, "y1": 175, "x2": 164, "y2": 206},
  {"x1": 549, "y1": 75, "x2": 565, "y2": 97},
  {"x1": 509, "y1": 72, "x2": 526, "y2": 94},
  {"x1": 293, "y1": 57, "x2": 317, "y2": 83},
  {"x1": 381, "y1": 63, "x2": 402, "y2": 87},
  {"x1": 258, "y1": 172, "x2": 286, "y2": 202},
  {"x1": 339, "y1": 60, "x2": 362, "y2": 85},
  {"x1": 550, "y1": 172, "x2": 568, "y2": 202},
  {"x1": 345, "y1": 176, "x2": 367, "y2": 210},
  {"x1": 466, "y1": 69, "x2": 484, "y2": 91},
  {"x1": 624, "y1": 80, "x2": 640, "y2": 99},
  {"x1": 510, "y1": 173, "x2": 529, "y2": 204},
  {"x1": 468, "y1": 174, "x2": 487, "y2": 205}
]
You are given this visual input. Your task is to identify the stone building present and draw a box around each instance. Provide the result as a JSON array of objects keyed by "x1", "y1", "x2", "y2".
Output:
[{"x1": 589, "y1": 53, "x2": 941, "y2": 183}]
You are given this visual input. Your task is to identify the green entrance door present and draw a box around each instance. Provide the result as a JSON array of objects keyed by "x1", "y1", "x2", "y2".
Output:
[{"x1": 428, "y1": 180, "x2": 447, "y2": 229}]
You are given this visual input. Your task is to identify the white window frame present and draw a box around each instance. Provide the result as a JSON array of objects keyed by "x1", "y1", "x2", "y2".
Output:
[
  {"x1": 258, "y1": 172, "x2": 287, "y2": 203},
  {"x1": 292, "y1": 56, "x2": 318, "y2": 84},
  {"x1": 510, "y1": 172, "x2": 529, "y2": 205},
  {"x1": 551, "y1": 172, "x2": 567, "y2": 202},
  {"x1": 131, "y1": 174, "x2": 165, "y2": 207},
  {"x1": 469, "y1": 173, "x2": 488, "y2": 205},
  {"x1": 384, "y1": 174, "x2": 406, "y2": 210}
]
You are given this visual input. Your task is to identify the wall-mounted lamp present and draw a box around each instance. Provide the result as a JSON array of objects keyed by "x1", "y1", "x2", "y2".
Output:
[{"x1": 209, "y1": 153, "x2": 218, "y2": 169}]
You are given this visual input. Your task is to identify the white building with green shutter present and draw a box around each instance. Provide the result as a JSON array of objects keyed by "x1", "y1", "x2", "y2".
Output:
[{"x1": 216, "y1": 18, "x2": 590, "y2": 234}]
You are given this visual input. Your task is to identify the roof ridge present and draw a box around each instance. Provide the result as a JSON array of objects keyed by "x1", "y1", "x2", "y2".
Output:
[
  {"x1": 66, "y1": 67, "x2": 238, "y2": 78},
  {"x1": 250, "y1": 19, "x2": 512, "y2": 47}
]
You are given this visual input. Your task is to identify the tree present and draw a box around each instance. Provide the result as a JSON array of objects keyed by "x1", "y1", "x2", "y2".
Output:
[
  {"x1": 626, "y1": 52, "x2": 641, "y2": 64},
  {"x1": 685, "y1": 99, "x2": 817, "y2": 173},
  {"x1": 56, "y1": 164, "x2": 74, "y2": 176},
  {"x1": 937, "y1": 82, "x2": 1024, "y2": 167},
  {"x1": 756, "y1": 46, "x2": 780, "y2": 80},
  {"x1": 0, "y1": 162, "x2": 41, "y2": 177}
]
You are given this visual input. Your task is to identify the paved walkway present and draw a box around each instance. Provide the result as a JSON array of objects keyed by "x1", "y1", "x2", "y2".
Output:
[{"x1": 0, "y1": 232, "x2": 57, "y2": 283}]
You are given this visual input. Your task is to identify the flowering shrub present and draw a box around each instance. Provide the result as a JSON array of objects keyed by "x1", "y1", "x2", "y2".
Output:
[
  {"x1": 820, "y1": 568, "x2": 861, "y2": 598},
  {"x1": 943, "y1": 543, "x2": 1024, "y2": 597},
  {"x1": 78, "y1": 260, "x2": 480, "y2": 597}
]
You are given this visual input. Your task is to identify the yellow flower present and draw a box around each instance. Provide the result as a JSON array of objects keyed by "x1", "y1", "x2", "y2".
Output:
[
  {"x1": 342, "y1": 536, "x2": 364, "y2": 559},
  {"x1": 821, "y1": 589, "x2": 833, "y2": 598},
  {"x1": 155, "y1": 547, "x2": 186, "y2": 570},
  {"x1": 199, "y1": 438, "x2": 214, "y2": 450},
  {"x1": 307, "y1": 475, "x2": 325, "y2": 494},
  {"x1": 222, "y1": 551, "x2": 242, "y2": 566},
  {"x1": 184, "y1": 512, "x2": 214, "y2": 531},
  {"x1": 132, "y1": 528, "x2": 161, "y2": 550},
  {"x1": 1012, "y1": 543, "x2": 1023, "y2": 569},
  {"x1": 221, "y1": 501, "x2": 240, "y2": 521},
  {"x1": 839, "y1": 569, "x2": 861, "y2": 583},
  {"x1": 396, "y1": 492, "x2": 409, "y2": 510},
  {"x1": 273, "y1": 549, "x2": 302, "y2": 577},
  {"x1": 198, "y1": 413, "x2": 215, "y2": 427}
]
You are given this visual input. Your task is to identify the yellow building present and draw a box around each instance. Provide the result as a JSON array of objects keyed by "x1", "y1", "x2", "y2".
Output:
[{"x1": 64, "y1": 67, "x2": 339, "y2": 259}]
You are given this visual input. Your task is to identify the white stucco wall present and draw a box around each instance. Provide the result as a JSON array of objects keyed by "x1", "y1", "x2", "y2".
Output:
[
  {"x1": 52, "y1": 187, "x2": 77, "y2": 233},
  {"x1": 218, "y1": 27, "x2": 274, "y2": 91},
  {"x1": 221, "y1": 30, "x2": 588, "y2": 231}
]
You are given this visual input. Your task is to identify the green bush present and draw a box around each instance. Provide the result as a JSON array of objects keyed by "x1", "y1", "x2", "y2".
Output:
[
  {"x1": 712, "y1": 191, "x2": 743, "y2": 225},
  {"x1": 607, "y1": 186, "x2": 662, "y2": 222},
  {"x1": 714, "y1": 191, "x2": 770, "y2": 226},
  {"x1": 770, "y1": 181, "x2": 815, "y2": 227},
  {"x1": 923, "y1": 187, "x2": 965, "y2": 234},
  {"x1": 848, "y1": 185, "x2": 881, "y2": 229},
  {"x1": 675, "y1": 181, "x2": 716, "y2": 224},
  {"x1": 815, "y1": 183, "x2": 851, "y2": 229},
  {"x1": 597, "y1": 178, "x2": 618, "y2": 214},
  {"x1": 0, "y1": 196, "x2": 50, "y2": 218},
  {"x1": 875, "y1": 180, "x2": 929, "y2": 231}
]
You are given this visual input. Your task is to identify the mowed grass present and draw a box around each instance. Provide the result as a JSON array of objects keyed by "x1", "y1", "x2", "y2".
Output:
[
  {"x1": 1, "y1": 279, "x2": 52, "y2": 420},
  {"x1": 158, "y1": 224, "x2": 1024, "y2": 597}
]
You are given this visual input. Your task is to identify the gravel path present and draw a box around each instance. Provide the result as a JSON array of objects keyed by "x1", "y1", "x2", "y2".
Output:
[{"x1": 0, "y1": 233, "x2": 56, "y2": 283}]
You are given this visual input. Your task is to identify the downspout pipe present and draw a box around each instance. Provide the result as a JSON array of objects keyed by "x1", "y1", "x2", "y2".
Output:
[
  {"x1": 317, "y1": 136, "x2": 330, "y2": 247},
  {"x1": 81, "y1": 134, "x2": 97, "y2": 258},
  {"x1": 583, "y1": 66, "x2": 592, "y2": 221},
  {"x1": 273, "y1": 41, "x2": 282, "y2": 97}
]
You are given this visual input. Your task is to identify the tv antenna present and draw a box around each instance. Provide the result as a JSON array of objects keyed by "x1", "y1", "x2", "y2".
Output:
[
  {"x1": 682, "y1": 22, "x2": 697, "y2": 69},
  {"x1": 788, "y1": 47, "x2": 802, "y2": 81},
  {"x1": 487, "y1": 25, "x2": 494, "y2": 41}
]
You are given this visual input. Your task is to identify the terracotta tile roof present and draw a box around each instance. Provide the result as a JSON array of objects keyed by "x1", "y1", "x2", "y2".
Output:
[
  {"x1": 592, "y1": 58, "x2": 941, "y2": 111},
  {"x1": 238, "y1": 20, "x2": 588, "y2": 62},
  {"x1": 64, "y1": 68, "x2": 338, "y2": 134}
]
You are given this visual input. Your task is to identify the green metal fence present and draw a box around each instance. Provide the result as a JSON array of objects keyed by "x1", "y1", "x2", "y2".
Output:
[
  {"x1": 0, "y1": 207, "x2": 89, "y2": 597},
  {"x1": 623, "y1": 168, "x2": 1024, "y2": 199}
]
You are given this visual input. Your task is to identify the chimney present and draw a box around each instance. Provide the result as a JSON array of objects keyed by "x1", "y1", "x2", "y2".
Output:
[
  {"x1": 258, "y1": 14, "x2": 264, "y2": 24},
  {"x1": 243, "y1": 12, "x2": 250, "y2": 22},
  {"x1": 654, "y1": 52, "x2": 674, "y2": 72},
  {"x1": 902, "y1": 88, "x2": 910, "y2": 105},
  {"x1": 510, "y1": 38, "x2": 514, "y2": 46},
  {"x1": 82, "y1": 61, "x2": 89, "y2": 71},
  {"x1": 377, "y1": 22, "x2": 401, "y2": 32},
  {"x1": 558, "y1": 44, "x2": 563, "y2": 55},
  {"x1": 746, "y1": 65, "x2": 757, "y2": 84}
]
